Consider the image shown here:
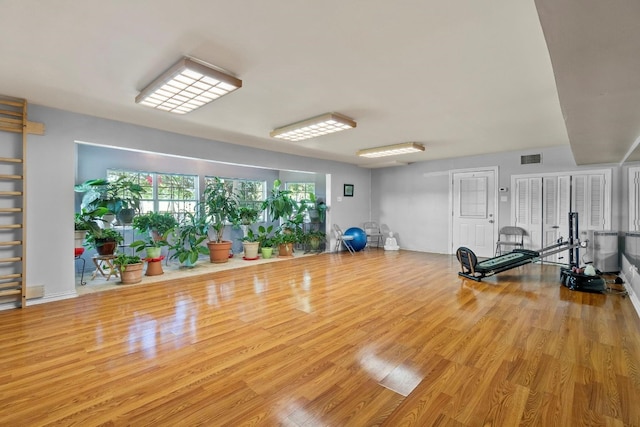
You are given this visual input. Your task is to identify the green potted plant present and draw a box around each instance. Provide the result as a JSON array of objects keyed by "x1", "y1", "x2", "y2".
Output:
[
  {"x1": 168, "y1": 211, "x2": 209, "y2": 267},
  {"x1": 132, "y1": 212, "x2": 178, "y2": 240},
  {"x1": 306, "y1": 194, "x2": 327, "y2": 224},
  {"x1": 274, "y1": 226, "x2": 298, "y2": 257},
  {"x1": 74, "y1": 206, "x2": 109, "y2": 248},
  {"x1": 241, "y1": 228, "x2": 260, "y2": 259},
  {"x1": 74, "y1": 176, "x2": 144, "y2": 224},
  {"x1": 130, "y1": 231, "x2": 170, "y2": 259},
  {"x1": 257, "y1": 225, "x2": 275, "y2": 259},
  {"x1": 304, "y1": 229, "x2": 326, "y2": 252},
  {"x1": 235, "y1": 206, "x2": 261, "y2": 226},
  {"x1": 202, "y1": 177, "x2": 239, "y2": 263},
  {"x1": 85, "y1": 227, "x2": 124, "y2": 256},
  {"x1": 113, "y1": 253, "x2": 143, "y2": 284}
]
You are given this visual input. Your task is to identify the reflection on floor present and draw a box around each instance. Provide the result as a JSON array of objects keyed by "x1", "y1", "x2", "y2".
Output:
[{"x1": 76, "y1": 251, "x2": 318, "y2": 295}]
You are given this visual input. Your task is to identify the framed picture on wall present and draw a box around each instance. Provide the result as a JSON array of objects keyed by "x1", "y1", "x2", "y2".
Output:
[{"x1": 344, "y1": 184, "x2": 354, "y2": 197}]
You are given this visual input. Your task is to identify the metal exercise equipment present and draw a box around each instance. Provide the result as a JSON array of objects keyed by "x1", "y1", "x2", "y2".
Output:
[{"x1": 457, "y1": 212, "x2": 585, "y2": 282}]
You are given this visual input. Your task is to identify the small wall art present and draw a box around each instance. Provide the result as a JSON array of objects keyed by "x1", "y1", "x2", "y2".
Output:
[{"x1": 344, "y1": 184, "x2": 354, "y2": 197}]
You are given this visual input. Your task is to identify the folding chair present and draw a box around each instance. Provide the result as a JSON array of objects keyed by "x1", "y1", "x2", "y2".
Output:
[
  {"x1": 363, "y1": 221, "x2": 383, "y2": 248},
  {"x1": 333, "y1": 224, "x2": 355, "y2": 254}
]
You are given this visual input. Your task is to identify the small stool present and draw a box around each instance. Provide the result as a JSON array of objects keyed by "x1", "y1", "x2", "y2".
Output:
[{"x1": 91, "y1": 255, "x2": 119, "y2": 281}]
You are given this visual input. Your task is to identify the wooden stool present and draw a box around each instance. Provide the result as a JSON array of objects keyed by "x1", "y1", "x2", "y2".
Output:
[{"x1": 91, "y1": 255, "x2": 119, "y2": 281}]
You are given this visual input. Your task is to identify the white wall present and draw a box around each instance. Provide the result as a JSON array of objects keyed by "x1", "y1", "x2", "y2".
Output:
[
  {"x1": 372, "y1": 146, "x2": 622, "y2": 254},
  {"x1": 14, "y1": 105, "x2": 371, "y2": 308}
]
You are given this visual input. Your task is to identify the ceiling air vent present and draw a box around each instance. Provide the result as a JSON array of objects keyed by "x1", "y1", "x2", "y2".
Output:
[{"x1": 521, "y1": 154, "x2": 541, "y2": 165}]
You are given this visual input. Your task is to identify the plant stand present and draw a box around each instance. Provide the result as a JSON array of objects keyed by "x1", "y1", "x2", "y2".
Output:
[
  {"x1": 91, "y1": 255, "x2": 119, "y2": 281},
  {"x1": 145, "y1": 256, "x2": 165, "y2": 276}
]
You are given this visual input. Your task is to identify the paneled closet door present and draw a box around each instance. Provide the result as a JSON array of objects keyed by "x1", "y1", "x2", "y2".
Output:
[
  {"x1": 542, "y1": 176, "x2": 570, "y2": 262},
  {"x1": 514, "y1": 177, "x2": 542, "y2": 250},
  {"x1": 573, "y1": 174, "x2": 606, "y2": 237},
  {"x1": 513, "y1": 170, "x2": 610, "y2": 258}
]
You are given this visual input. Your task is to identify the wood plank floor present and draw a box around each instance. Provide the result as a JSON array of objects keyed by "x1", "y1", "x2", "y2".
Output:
[{"x1": 1, "y1": 250, "x2": 639, "y2": 426}]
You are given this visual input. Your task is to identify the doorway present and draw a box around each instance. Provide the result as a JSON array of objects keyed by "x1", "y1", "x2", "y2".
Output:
[{"x1": 451, "y1": 168, "x2": 497, "y2": 258}]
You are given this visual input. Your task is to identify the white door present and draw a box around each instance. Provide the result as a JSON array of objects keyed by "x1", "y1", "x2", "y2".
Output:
[{"x1": 452, "y1": 170, "x2": 496, "y2": 257}]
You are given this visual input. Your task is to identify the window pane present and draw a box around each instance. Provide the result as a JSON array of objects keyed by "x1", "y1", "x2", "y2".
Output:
[
  {"x1": 205, "y1": 176, "x2": 267, "y2": 221},
  {"x1": 107, "y1": 169, "x2": 197, "y2": 215}
]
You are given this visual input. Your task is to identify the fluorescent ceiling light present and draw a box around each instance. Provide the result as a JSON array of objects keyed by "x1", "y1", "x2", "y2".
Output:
[
  {"x1": 359, "y1": 161, "x2": 409, "y2": 168},
  {"x1": 357, "y1": 142, "x2": 425, "y2": 158},
  {"x1": 136, "y1": 57, "x2": 242, "y2": 114},
  {"x1": 270, "y1": 112, "x2": 356, "y2": 142}
]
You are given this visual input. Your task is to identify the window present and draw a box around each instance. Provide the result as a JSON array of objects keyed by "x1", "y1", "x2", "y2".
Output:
[
  {"x1": 204, "y1": 176, "x2": 266, "y2": 220},
  {"x1": 285, "y1": 182, "x2": 316, "y2": 221},
  {"x1": 285, "y1": 182, "x2": 315, "y2": 204},
  {"x1": 107, "y1": 170, "x2": 198, "y2": 217}
]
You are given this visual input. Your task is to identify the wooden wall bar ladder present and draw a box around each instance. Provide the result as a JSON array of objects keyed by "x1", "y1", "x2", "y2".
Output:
[{"x1": 0, "y1": 95, "x2": 43, "y2": 308}]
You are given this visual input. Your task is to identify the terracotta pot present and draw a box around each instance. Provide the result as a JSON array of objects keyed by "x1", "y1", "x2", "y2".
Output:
[
  {"x1": 145, "y1": 260, "x2": 164, "y2": 276},
  {"x1": 119, "y1": 262, "x2": 143, "y2": 284},
  {"x1": 207, "y1": 241, "x2": 232, "y2": 263},
  {"x1": 278, "y1": 243, "x2": 294, "y2": 257}
]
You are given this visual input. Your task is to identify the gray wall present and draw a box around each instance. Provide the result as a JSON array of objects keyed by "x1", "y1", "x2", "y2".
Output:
[
  {"x1": 18, "y1": 105, "x2": 371, "y2": 306},
  {"x1": 371, "y1": 145, "x2": 621, "y2": 254}
]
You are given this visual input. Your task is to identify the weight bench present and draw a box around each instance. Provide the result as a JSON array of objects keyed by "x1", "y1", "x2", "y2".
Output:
[{"x1": 456, "y1": 247, "x2": 540, "y2": 281}]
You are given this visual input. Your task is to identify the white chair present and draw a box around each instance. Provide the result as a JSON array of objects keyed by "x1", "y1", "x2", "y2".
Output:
[
  {"x1": 363, "y1": 221, "x2": 383, "y2": 248},
  {"x1": 333, "y1": 224, "x2": 355, "y2": 254}
]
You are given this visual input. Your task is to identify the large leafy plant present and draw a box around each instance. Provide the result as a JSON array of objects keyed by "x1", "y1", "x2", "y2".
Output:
[
  {"x1": 169, "y1": 211, "x2": 209, "y2": 265},
  {"x1": 74, "y1": 176, "x2": 144, "y2": 215},
  {"x1": 261, "y1": 179, "x2": 297, "y2": 223},
  {"x1": 202, "y1": 177, "x2": 239, "y2": 243}
]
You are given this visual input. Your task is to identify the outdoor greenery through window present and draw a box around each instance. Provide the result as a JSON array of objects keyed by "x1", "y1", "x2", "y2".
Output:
[
  {"x1": 204, "y1": 177, "x2": 266, "y2": 221},
  {"x1": 285, "y1": 182, "x2": 315, "y2": 204},
  {"x1": 107, "y1": 170, "x2": 198, "y2": 217},
  {"x1": 286, "y1": 182, "x2": 316, "y2": 221}
]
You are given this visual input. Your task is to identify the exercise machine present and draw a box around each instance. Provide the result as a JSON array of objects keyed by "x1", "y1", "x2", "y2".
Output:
[{"x1": 457, "y1": 212, "x2": 585, "y2": 281}]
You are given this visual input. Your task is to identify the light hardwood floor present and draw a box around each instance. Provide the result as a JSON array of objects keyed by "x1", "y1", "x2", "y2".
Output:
[{"x1": 1, "y1": 250, "x2": 639, "y2": 426}]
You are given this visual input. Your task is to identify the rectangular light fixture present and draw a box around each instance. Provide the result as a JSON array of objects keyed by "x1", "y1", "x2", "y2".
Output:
[
  {"x1": 357, "y1": 142, "x2": 425, "y2": 158},
  {"x1": 270, "y1": 112, "x2": 356, "y2": 142},
  {"x1": 359, "y1": 161, "x2": 410, "y2": 168},
  {"x1": 135, "y1": 57, "x2": 242, "y2": 114}
]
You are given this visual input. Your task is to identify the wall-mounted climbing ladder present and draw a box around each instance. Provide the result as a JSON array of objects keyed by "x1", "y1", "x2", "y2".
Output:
[{"x1": 0, "y1": 96, "x2": 43, "y2": 308}]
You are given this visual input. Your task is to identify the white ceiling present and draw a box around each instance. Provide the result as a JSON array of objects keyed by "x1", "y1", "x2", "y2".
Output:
[{"x1": 0, "y1": 1, "x2": 636, "y2": 166}]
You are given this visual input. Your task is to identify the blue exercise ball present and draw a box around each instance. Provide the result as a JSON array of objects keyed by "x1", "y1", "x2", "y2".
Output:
[{"x1": 344, "y1": 227, "x2": 367, "y2": 251}]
